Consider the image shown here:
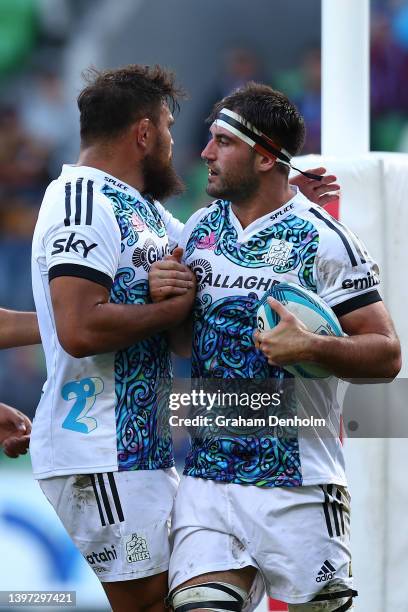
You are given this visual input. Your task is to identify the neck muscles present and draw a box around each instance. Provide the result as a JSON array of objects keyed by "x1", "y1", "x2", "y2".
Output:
[{"x1": 231, "y1": 186, "x2": 294, "y2": 229}]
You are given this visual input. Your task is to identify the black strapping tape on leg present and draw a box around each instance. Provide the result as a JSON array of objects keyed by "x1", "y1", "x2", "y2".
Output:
[
  {"x1": 334, "y1": 597, "x2": 354, "y2": 612},
  {"x1": 311, "y1": 589, "x2": 358, "y2": 603},
  {"x1": 175, "y1": 601, "x2": 242, "y2": 612}
]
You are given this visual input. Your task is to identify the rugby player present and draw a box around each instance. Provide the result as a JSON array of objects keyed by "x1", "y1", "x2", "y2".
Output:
[
  {"x1": 30, "y1": 65, "x2": 195, "y2": 612},
  {"x1": 149, "y1": 83, "x2": 401, "y2": 611}
]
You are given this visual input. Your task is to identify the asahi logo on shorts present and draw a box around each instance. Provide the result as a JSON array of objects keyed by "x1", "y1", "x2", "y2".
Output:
[
  {"x1": 85, "y1": 544, "x2": 117, "y2": 566},
  {"x1": 264, "y1": 239, "x2": 293, "y2": 266},
  {"x1": 126, "y1": 533, "x2": 150, "y2": 563}
]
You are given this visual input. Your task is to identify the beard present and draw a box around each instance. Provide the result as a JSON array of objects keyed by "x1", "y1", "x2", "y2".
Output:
[
  {"x1": 206, "y1": 154, "x2": 259, "y2": 202},
  {"x1": 142, "y1": 140, "x2": 185, "y2": 202},
  {"x1": 206, "y1": 171, "x2": 259, "y2": 202}
]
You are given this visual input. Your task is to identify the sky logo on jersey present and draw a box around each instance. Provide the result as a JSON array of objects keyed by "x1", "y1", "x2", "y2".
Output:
[
  {"x1": 51, "y1": 232, "x2": 98, "y2": 259},
  {"x1": 61, "y1": 377, "x2": 104, "y2": 434}
]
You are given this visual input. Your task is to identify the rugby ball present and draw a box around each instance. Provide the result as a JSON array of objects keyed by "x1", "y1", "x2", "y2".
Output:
[{"x1": 257, "y1": 282, "x2": 343, "y2": 378}]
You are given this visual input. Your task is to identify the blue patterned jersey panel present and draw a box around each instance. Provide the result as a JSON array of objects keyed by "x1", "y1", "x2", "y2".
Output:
[{"x1": 103, "y1": 185, "x2": 174, "y2": 470}]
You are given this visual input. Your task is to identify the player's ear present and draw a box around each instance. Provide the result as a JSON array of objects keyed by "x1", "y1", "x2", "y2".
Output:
[
  {"x1": 134, "y1": 118, "x2": 153, "y2": 150},
  {"x1": 255, "y1": 152, "x2": 276, "y2": 173}
]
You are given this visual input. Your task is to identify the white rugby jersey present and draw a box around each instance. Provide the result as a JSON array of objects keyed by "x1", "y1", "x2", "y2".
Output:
[
  {"x1": 179, "y1": 188, "x2": 381, "y2": 488},
  {"x1": 31, "y1": 165, "x2": 183, "y2": 479}
]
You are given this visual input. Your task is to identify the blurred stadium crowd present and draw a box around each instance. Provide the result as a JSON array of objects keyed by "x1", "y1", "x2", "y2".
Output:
[{"x1": 0, "y1": 0, "x2": 406, "y2": 433}]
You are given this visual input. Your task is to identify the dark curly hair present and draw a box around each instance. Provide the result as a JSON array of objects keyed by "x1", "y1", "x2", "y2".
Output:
[{"x1": 78, "y1": 64, "x2": 185, "y2": 145}]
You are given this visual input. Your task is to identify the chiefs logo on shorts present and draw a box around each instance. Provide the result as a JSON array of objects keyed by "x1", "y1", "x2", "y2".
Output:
[{"x1": 126, "y1": 533, "x2": 151, "y2": 563}]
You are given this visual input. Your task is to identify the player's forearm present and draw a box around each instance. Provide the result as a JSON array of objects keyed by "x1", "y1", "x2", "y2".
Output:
[
  {"x1": 304, "y1": 333, "x2": 401, "y2": 379},
  {"x1": 0, "y1": 309, "x2": 40, "y2": 349},
  {"x1": 60, "y1": 298, "x2": 192, "y2": 357}
]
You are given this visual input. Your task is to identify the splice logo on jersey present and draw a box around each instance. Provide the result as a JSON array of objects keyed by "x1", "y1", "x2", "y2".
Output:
[{"x1": 104, "y1": 176, "x2": 129, "y2": 191}]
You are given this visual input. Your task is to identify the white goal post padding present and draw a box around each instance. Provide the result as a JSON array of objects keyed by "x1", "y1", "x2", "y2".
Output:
[
  {"x1": 294, "y1": 152, "x2": 408, "y2": 369},
  {"x1": 293, "y1": 152, "x2": 408, "y2": 612}
]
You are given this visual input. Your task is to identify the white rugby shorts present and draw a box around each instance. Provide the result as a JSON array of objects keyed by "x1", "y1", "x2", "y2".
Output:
[
  {"x1": 39, "y1": 468, "x2": 179, "y2": 582},
  {"x1": 169, "y1": 476, "x2": 355, "y2": 608}
]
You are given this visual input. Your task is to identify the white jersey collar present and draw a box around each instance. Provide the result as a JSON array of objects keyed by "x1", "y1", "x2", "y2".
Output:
[
  {"x1": 60, "y1": 164, "x2": 144, "y2": 201},
  {"x1": 228, "y1": 186, "x2": 305, "y2": 240}
]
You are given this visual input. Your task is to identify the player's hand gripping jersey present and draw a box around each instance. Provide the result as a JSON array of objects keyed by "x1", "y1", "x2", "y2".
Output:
[
  {"x1": 179, "y1": 189, "x2": 381, "y2": 488},
  {"x1": 31, "y1": 165, "x2": 183, "y2": 478}
]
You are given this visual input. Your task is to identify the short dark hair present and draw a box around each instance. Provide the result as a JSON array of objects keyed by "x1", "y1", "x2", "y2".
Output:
[
  {"x1": 78, "y1": 64, "x2": 185, "y2": 145},
  {"x1": 207, "y1": 82, "x2": 305, "y2": 171}
]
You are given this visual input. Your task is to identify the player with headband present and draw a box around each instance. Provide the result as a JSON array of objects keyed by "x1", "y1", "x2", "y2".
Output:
[
  {"x1": 149, "y1": 82, "x2": 401, "y2": 612},
  {"x1": 214, "y1": 107, "x2": 323, "y2": 180}
]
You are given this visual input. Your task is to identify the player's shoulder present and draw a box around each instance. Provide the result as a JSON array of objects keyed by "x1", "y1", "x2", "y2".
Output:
[
  {"x1": 304, "y1": 204, "x2": 375, "y2": 275},
  {"x1": 38, "y1": 165, "x2": 117, "y2": 229},
  {"x1": 185, "y1": 199, "x2": 224, "y2": 228},
  {"x1": 185, "y1": 206, "x2": 208, "y2": 228},
  {"x1": 305, "y1": 204, "x2": 356, "y2": 248},
  {"x1": 150, "y1": 198, "x2": 183, "y2": 228},
  {"x1": 303, "y1": 203, "x2": 347, "y2": 235}
]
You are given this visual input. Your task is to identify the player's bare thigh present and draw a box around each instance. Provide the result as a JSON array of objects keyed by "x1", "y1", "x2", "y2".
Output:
[{"x1": 103, "y1": 570, "x2": 169, "y2": 612}]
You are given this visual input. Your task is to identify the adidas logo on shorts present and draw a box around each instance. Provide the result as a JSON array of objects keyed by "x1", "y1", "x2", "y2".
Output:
[{"x1": 316, "y1": 560, "x2": 336, "y2": 582}]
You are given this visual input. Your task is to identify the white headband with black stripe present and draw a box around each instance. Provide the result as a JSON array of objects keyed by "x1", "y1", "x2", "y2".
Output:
[{"x1": 213, "y1": 108, "x2": 322, "y2": 181}]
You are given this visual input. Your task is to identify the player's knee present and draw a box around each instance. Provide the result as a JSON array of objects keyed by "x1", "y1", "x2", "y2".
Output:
[
  {"x1": 168, "y1": 581, "x2": 248, "y2": 612},
  {"x1": 288, "y1": 585, "x2": 357, "y2": 611}
]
